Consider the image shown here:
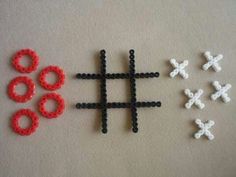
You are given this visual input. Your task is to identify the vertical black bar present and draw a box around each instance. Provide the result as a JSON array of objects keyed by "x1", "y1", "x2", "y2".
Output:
[
  {"x1": 100, "y1": 50, "x2": 108, "y2": 133},
  {"x1": 129, "y1": 49, "x2": 138, "y2": 133}
]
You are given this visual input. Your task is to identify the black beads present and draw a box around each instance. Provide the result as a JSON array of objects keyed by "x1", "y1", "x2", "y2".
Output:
[
  {"x1": 76, "y1": 72, "x2": 159, "y2": 79},
  {"x1": 76, "y1": 50, "x2": 161, "y2": 134},
  {"x1": 129, "y1": 50, "x2": 138, "y2": 133},
  {"x1": 76, "y1": 101, "x2": 161, "y2": 109},
  {"x1": 100, "y1": 50, "x2": 108, "y2": 134}
]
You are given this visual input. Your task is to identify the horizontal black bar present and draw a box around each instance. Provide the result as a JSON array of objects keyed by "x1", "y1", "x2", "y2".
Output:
[
  {"x1": 76, "y1": 101, "x2": 161, "y2": 109},
  {"x1": 76, "y1": 72, "x2": 159, "y2": 79}
]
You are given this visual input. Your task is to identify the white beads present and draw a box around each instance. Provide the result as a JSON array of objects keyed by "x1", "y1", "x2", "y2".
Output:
[
  {"x1": 202, "y1": 51, "x2": 223, "y2": 72},
  {"x1": 194, "y1": 119, "x2": 215, "y2": 140},
  {"x1": 168, "y1": 51, "x2": 231, "y2": 141},
  {"x1": 211, "y1": 81, "x2": 232, "y2": 103},
  {"x1": 169, "y1": 59, "x2": 189, "y2": 79},
  {"x1": 184, "y1": 89, "x2": 205, "y2": 109}
]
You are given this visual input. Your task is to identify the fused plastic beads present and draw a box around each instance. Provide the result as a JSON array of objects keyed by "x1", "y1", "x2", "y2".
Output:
[
  {"x1": 12, "y1": 49, "x2": 39, "y2": 73},
  {"x1": 202, "y1": 51, "x2": 223, "y2": 72},
  {"x1": 38, "y1": 66, "x2": 65, "y2": 91},
  {"x1": 169, "y1": 59, "x2": 189, "y2": 79},
  {"x1": 211, "y1": 81, "x2": 232, "y2": 103},
  {"x1": 38, "y1": 93, "x2": 65, "y2": 119},
  {"x1": 184, "y1": 89, "x2": 205, "y2": 109},
  {"x1": 194, "y1": 119, "x2": 215, "y2": 140},
  {"x1": 11, "y1": 109, "x2": 39, "y2": 136},
  {"x1": 8, "y1": 76, "x2": 35, "y2": 103}
]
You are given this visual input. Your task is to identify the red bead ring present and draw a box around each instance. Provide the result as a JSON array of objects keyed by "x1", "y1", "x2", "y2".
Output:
[
  {"x1": 8, "y1": 76, "x2": 35, "y2": 103},
  {"x1": 12, "y1": 49, "x2": 39, "y2": 73},
  {"x1": 38, "y1": 93, "x2": 65, "y2": 119},
  {"x1": 38, "y1": 66, "x2": 65, "y2": 91},
  {"x1": 11, "y1": 109, "x2": 39, "y2": 136}
]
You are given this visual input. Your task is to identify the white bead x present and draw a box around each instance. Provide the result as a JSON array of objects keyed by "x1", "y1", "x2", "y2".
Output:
[
  {"x1": 211, "y1": 81, "x2": 232, "y2": 103},
  {"x1": 184, "y1": 89, "x2": 205, "y2": 109},
  {"x1": 194, "y1": 119, "x2": 215, "y2": 140},
  {"x1": 202, "y1": 51, "x2": 223, "y2": 72},
  {"x1": 169, "y1": 59, "x2": 189, "y2": 79}
]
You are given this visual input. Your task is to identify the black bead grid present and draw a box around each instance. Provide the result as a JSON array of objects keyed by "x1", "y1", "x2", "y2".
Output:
[{"x1": 76, "y1": 50, "x2": 161, "y2": 134}]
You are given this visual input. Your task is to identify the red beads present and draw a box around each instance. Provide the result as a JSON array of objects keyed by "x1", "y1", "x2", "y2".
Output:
[
  {"x1": 11, "y1": 109, "x2": 39, "y2": 136},
  {"x1": 8, "y1": 76, "x2": 35, "y2": 103},
  {"x1": 38, "y1": 66, "x2": 65, "y2": 91},
  {"x1": 39, "y1": 93, "x2": 65, "y2": 119},
  {"x1": 8, "y1": 49, "x2": 65, "y2": 136},
  {"x1": 12, "y1": 49, "x2": 39, "y2": 73},
  {"x1": 38, "y1": 66, "x2": 65, "y2": 118}
]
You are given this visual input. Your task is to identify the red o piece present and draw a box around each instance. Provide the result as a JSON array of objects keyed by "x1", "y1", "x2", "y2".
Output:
[
  {"x1": 8, "y1": 76, "x2": 35, "y2": 103},
  {"x1": 12, "y1": 49, "x2": 39, "y2": 73},
  {"x1": 38, "y1": 93, "x2": 65, "y2": 119},
  {"x1": 38, "y1": 66, "x2": 65, "y2": 91},
  {"x1": 11, "y1": 109, "x2": 39, "y2": 136}
]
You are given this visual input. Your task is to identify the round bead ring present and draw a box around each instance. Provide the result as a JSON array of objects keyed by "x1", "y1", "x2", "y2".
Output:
[
  {"x1": 38, "y1": 66, "x2": 65, "y2": 91},
  {"x1": 12, "y1": 49, "x2": 39, "y2": 73},
  {"x1": 38, "y1": 93, "x2": 65, "y2": 119},
  {"x1": 8, "y1": 76, "x2": 35, "y2": 103},
  {"x1": 11, "y1": 109, "x2": 39, "y2": 136}
]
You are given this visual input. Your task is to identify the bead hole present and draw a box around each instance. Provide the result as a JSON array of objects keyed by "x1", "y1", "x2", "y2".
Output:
[
  {"x1": 19, "y1": 116, "x2": 32, "y2": 129},
  {"x1": 19, "y1": 55, "x2": 32, "y2": 68},
  {"x1": 45, "y1": 99, "x2": 58, "y2": 112},
  {"x1": 15, "y1": 83, "x2": 28, "y2": 95},
  {"x1": 45, "y1": 72, "x2": 58, "y2": 85}
]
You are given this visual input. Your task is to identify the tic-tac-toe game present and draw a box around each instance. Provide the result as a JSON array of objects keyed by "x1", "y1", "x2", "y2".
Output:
[{"x1": 0, "y1": 1, "x2": 235, "y2": 177}]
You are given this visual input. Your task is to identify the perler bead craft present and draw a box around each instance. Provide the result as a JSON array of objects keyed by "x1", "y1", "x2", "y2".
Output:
[
  {"x1": 12, "y1": 49, "x2": 39, "y2": 73},
  {"x1": 76, "y1": 50, "x2": 161, "y2": 134},
  {"x1": 38, "y1": 92, "x2": 65, "y2": 119},
  {"x1": 202, "y1": 51, "x2": 223, "y2": 72},
  {"x1": 194, "y1": 119, "x2": 215, "y2": 140},
  {"x1": 184, "y1": 89, "x2": 205, "y2": 109},
  {"x1": 11, "y1": 109, "x2": 39, "y2": 136},
  {"x1": 169, "y1": 59, "x2": 189, "y2": 79},
  {"x1": 211, "y1": 81, "x2": 232, "y2": 103},
  {"x1": 38, "y1": 66, "x2": 65, "y2": 91},
  {"x1": 8, "y1": 76, "x2": 35, "y2": 103}
]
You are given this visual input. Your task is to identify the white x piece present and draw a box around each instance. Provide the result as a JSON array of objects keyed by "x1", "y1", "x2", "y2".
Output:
[
  {"x1": 184, "y1": 89, "x2": 205, "y2": 109},
  {"x1": 169, "y1": 59, "x2": 189, "y2": 79},
  {"x1": 202, "y1": 51, "x2": 223, "y2": 72},
  {"x1": 194, "y1": 119, "x2": 215, "y2": 140},
  {"x1": 211, "y1": 81, "x2": 232, "y2": 103}
]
